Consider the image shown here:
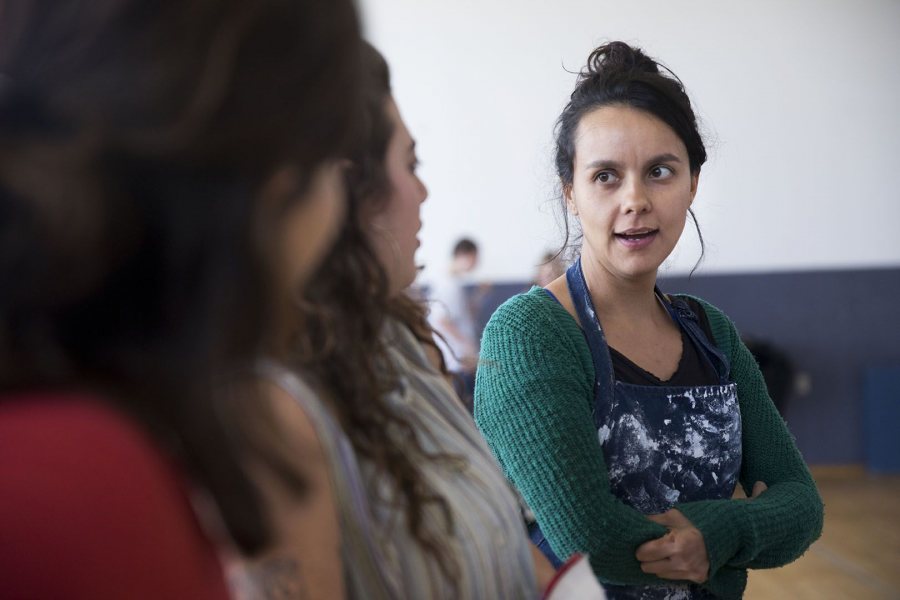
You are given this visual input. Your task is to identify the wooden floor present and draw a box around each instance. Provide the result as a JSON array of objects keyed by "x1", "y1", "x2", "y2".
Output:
[{"x1": 745, "y1": 466, "x2": 900, "y2": 600}]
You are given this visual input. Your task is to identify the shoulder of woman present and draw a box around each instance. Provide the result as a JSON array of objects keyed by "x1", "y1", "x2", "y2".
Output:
[
  {"x1": 479, "y1": 288, "x2": 593, "y2": 387},
  {"x1": 0, "y1": 393, "x2": 184, "y2": 486},
  {"x1": 485, "y1": 286, "x2": 578, "y2": 341},
  {"x1": 256, "y1": 365, "x2": 337, "y2": 462},
  {"x1": 0, "y1": 393, "x2": 229, "y2": 597},
  {"x1": 0, "y1": 394, "x2": 212, "y2": 550}
]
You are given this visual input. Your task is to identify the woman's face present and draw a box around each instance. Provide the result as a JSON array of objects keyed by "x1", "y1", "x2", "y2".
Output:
[
  {"x1": 368, "y1": 97, "x2": 428, "y2": 296},
  {"x1": 566, "y1": 105, "x2": 698, "y2": 285}
]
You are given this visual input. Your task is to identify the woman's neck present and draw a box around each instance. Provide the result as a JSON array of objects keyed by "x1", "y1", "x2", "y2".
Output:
[{"x1": 579, "y1": 254, "x2": 663, "y2": 327}]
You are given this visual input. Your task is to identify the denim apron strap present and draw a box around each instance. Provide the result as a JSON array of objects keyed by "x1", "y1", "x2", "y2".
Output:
[
  {"x1": 527, "y1": 260, "x2": 618, "y2": 568},
  {"x1": 661, "y1": 293, "x2": 732, "y2": 384},
  {"x1": 565, "y1": 259, "x2": 616, "y2": 430}
]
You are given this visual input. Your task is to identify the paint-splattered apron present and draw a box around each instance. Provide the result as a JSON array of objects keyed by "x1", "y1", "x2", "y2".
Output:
[{"x1": 530, "y1": 260, "x2": 742, "y2": 600}]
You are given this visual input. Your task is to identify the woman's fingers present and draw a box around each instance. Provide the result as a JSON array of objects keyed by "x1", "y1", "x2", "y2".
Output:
[
  {"x1": 635, "y1": 524, "x2": 709, "y2": 584},
  {"x1": 640, "y1": 559, "x2": 704, "y2": 583},
  {"x1": 635, "y1": 531, "x2": 675, "y2": 562},
  {"x1": 639, "y1": 557, "x2": 672, "y2": 575},
  {"x1": 646, "y1": 508, "x2": 691, "y2": 529},
  {"x1": 751, "y1": 480, "x2": 768, "y2": 498},
  {"x1": 528, "y1": 543, "x2": 556, "y2": 592}
]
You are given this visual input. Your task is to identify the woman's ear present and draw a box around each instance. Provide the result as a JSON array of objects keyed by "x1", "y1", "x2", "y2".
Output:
[
  {"x1": 689, "y1": 172, "x2": 700, "y2": 205},
  {"x1": 564, "y1": 183, "x2": 579, "y2": 216}
]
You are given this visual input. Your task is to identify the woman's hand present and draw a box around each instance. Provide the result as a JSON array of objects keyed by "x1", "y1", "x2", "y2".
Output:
[
  {"x1": 746, "y1": 480, "x2": 768, "y2": 498},
  {"x1": 634, "y1": 482, "x2": 768, "y2": 584},
  {"x1": 635, "y1": 509, "x2": 708, "y2": 583},
  {"x1": 529, "y1": 543, "x2": 557, "y2": 593}
]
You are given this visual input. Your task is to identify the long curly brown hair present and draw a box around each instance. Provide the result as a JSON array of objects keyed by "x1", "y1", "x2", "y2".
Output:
[{"x1": 287, "y1": 42, "x2": 458, "y2": 577}]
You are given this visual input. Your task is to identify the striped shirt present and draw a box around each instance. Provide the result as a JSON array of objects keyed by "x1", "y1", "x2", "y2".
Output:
[{"x1": 264, "y1": 318, "x2": 537, "y2": 599}]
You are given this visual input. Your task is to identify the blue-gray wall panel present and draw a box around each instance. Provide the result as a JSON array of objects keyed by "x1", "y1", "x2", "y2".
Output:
[{"x1": 469, "y1": 268, "x2": 900, "y2": 465}]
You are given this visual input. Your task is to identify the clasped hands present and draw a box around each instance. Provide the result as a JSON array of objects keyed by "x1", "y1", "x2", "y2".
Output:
[{"x1": 635, "y1": 481, "x2": 767, "y2": 584}]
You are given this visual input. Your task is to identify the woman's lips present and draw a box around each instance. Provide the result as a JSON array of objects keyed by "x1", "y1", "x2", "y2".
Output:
[{"x1": 614, "y1": 228, "x2": 659, "y2": 249}]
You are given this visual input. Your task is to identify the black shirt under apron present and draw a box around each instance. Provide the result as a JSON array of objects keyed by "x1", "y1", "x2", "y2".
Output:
[{"x1": 543, "y1": 290, "x2": 720, "y2": 387}]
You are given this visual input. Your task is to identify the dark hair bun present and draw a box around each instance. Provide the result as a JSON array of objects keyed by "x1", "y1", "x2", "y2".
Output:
[
  {"x1": 584, "y1": 41, "x2": 660, "y2": 80},
  {"x1": 557, "y1": 40, "x2": 705, "y2": 178}
]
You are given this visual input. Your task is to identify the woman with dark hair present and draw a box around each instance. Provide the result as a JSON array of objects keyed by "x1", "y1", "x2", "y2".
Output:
[
  {"x1": 475, "y1": 42, "x2": 823, "y2": 599},
  {"x1": 0, "y1": 0, "x2": 361, "y2": 596},
  {"x1": 258, "y1": 42, "x2": 561, "y2": 598}
]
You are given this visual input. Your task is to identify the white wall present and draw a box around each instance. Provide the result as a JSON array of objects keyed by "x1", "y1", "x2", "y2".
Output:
[{"x1": 360, "y1": 0, "x2": 900, "y2": 282}]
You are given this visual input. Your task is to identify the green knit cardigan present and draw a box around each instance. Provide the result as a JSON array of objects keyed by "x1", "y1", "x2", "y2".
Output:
[{"x1": 474, "y1": 287, "x2": 824, "y2": 599}]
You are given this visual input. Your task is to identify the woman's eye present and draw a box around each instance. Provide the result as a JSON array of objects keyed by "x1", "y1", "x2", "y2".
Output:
[
  {"x1": 594, "y1": 171, "x2": 618, "y2": 184},
  {"x1": 649, "y1": 165, "x2": 674, "y2": 179}
]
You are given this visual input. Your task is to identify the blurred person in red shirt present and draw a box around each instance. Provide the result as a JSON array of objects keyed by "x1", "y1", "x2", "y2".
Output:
[{"x1": 0, "y1": 0, "x2": 363, "y2": 597}]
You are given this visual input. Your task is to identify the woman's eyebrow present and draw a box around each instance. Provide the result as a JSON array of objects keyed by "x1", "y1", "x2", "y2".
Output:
[
  {"x1": 584, "y1": 158, "x2": 623, "y2": 171},
  {"x1": 645, "y1": 153, "x2": 682, "y2": 165}
]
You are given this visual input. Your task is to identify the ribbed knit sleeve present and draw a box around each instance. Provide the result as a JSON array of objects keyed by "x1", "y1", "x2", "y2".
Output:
[
  {"x1": 474, "y1": 288, "x2": 670, "y2": 586},
  {"x1": 674, "y1": 297, "x2": 824, "y2": 576}
]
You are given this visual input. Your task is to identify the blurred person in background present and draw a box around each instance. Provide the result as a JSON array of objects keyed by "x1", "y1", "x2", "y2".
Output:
[
  {"x1": 263, "y1": 42, "x2": 559, "y2": 598},
  {"x1": 429, "y1": 238, "x2": 481, "y2": 408},
  {"x1": 475, "y1": 42, "x2": 823, "y2": 599},
  {"x1": 0, "y1": 0, "x2": 362, "y2": 597},
  {"x1": 742, "y1": 338, "x2": 798, "y2": 417},
  {"x1": 533, "y1": 250, "x2": 567, "y2": 288}
]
